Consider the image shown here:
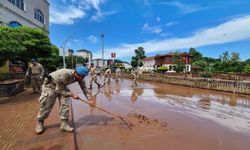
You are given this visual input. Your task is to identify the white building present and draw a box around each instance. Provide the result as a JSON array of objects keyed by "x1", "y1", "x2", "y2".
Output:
[
  {"x1": 92, "y1": 59, "x2": 108, "y2": 68},
  {"x1": 141, "y1": 56, "x2": 155, "y2": 71},
  {"x1": 0, "y1": 0, "x2": 49, "y2": 32},
  {"x1": 122, "y1": 62, "x2": 132, "y2": 69},
  {"x1": 77, "y1": 49, "x2": 92, "y2": 65}
]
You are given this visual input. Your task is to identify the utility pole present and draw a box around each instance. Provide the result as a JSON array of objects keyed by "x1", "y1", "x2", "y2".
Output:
[
  {"x1": 62, "y1": 36, "x2": 72, "y2": 68},
  {"x1": 100, "y1": 32, "x2": 105, "y2": 70}
]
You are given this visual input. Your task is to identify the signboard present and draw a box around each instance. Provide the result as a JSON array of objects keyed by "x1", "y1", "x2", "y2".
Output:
[{"x1": 111, "y1": 53, "x2": 116, "y2": 58}]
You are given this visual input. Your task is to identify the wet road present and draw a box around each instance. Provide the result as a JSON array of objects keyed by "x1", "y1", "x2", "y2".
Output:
[{"x1": 71, "y1": 77, "x2": 250, "y2": 150}]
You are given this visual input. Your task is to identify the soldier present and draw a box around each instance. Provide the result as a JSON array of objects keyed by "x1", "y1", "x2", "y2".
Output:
[
  {"x1": 35, "y1": 66, "x2": 93, "y2": 134},
  {"x1": 115, "y1": 67, "x2": 122, "y2": 82},
  {"x1": 131, "y1": 68, "x2": 139, "y2": 87},
  {"x1": 104, "y1": 67, "x2": 112, "y2": 85},
  {"x1": 89, "y1": 63, "x2": 101, "y2": 89},
  {"x1": 25, "y1": 58, "x2": 44, "y2": 93}
]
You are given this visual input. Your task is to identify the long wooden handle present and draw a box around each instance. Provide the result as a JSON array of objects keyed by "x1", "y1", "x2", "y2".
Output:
[{"x1": 77, "y1": 98, "x2": 133, "y2": 129}]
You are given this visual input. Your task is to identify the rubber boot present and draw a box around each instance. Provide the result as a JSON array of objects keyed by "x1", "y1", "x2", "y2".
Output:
[
  {"x1": 35, "y1": 120, "x2": 44, "y2": 134},
  {"x1": 60, "y1": 120, "x2": 73, "y2": 132}
]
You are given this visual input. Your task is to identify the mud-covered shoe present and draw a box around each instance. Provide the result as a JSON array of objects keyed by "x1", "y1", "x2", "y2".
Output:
[
  {"x1": 35, "y1": 120, "x2": 44, "y2": 134},
  {"x1": 60, "y1": 120, "x2": 73, "y2": 132}
]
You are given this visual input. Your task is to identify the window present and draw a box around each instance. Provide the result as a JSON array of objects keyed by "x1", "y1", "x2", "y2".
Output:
[
  {"x1": 8, "y1": 0, "x2": 24, "y2": 10},
  {"x1": 34, "y1": 9, "x2": 44, "y2": 24},
  {"x1": 8, "y1": 21, "x2": 22, "y2": 28}
]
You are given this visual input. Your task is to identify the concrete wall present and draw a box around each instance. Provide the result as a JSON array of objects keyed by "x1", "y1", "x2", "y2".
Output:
[{"x1": 0, "y1": 0, "x2": 49, "y2": 31}]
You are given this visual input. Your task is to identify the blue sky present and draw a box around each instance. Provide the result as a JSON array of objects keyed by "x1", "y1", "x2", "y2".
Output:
[{"x1": 49, "y1": 0, "x2": 250, "y2": 62}]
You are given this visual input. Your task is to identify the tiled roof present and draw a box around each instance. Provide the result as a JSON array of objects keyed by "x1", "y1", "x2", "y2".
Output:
[{"x1": 142, "y1": 56, "x2": 155, "y2": 61}]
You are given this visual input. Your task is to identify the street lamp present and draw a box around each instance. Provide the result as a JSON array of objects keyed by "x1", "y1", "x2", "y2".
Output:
[
  {"x1": 100, "y1": 32, "x2": 105, "y2": 69},
  {"x1": 62, "y1": 36, "x2": 73, "y2": 68}
]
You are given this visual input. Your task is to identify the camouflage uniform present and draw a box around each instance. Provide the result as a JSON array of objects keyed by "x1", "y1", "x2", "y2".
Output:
[
  {"x1": 37, "y1": 69, "x2": 90, "y2": 122},
  {"x1": 26, "y1": 62, "x2": 44, "y2": 93},
  {"x1": 104, "y1": 68, "x2": 112, "y2": 85},
  {"x1": 131, "y1": 69, "x2": 139, "y2": 87},
  {"x1": 115, "y1": 68, "x2": 122, "y2": 82},
  {"x1": 89, "y1": 66, "x2": 101, "y2": 89}
]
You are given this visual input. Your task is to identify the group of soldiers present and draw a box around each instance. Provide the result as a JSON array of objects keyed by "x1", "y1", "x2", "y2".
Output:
[
  {"x1": 88, "y1": 63, "x2": 124, "y2": 89},
  {"x1": 25, "y1": 59, "x2": 139, "y2": 134}
]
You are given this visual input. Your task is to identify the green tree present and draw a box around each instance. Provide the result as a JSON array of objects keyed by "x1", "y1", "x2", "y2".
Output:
[
  {"x1": 131, "y1": 47, "x2": 146, "y2": 67},
  {"x1": 0, "y1": 26, "x2": 52, "y2": 67},
  {"x1": 157, "y1": 66, "x2": 168, "y2": 76},
  {"x1": 38, "y1": 45, "x2": 61, "y2": 72},
  {"x1": 172, "y1": 51, "x2": 185, "y2": 73},
  {"x1": 243, "y1": 64, "x2": 250, "y2": 74},
  {"x1": 192, "y1": 60, "x2": 208, "y2": 71},
  {"x1": 189, "y1": 48, "x2": 202, "y2": 62}
]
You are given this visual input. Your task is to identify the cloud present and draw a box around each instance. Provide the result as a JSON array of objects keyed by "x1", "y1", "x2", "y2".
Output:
[
  {"x1": 87, "y1": 35, "x2": 98, "y2": 44},
  {"x1": 142, "y1": 23, "x2": 162, "y2": 34},
  {"x1": 49, "y1": 0, "x2": 116, "y2": 24},
  {"x1": 91, "y1": 10, "x2": 117, "y2": 22},
  {"x1": 93, "y1": 15, "x2": 250, "y2": 59},
  {"x1": 165, "y1": 21, "x2": 178, "y2": 27},
  {"x1": 161, "y1": 1, "x2": 204, "y2": 14},
  {"x1": 50, "y1": 5, "x2": 86, "y2": 25},
  {"x1": 156, "y1": 17, "x2": 161, "y2": 22}
]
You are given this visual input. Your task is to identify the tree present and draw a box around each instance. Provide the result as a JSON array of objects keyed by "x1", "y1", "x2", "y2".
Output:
[
  {"x1": 0, "y1": 26, "x2": 52, "y2": 67},
  {"x1": 131, "y1": 47, "x2": 146, "y2": 67},
  {"x1": 220, "y1": 51, "x2": 230, "y2": 62},
  {"x1": 243, "y1": 64, "x2": 250, "y2": 74},
  {"x1": 189, "y1": 48, "x2": 202, "y2": 62},
  {"x1": 172, "y1": 51, "x2": 185, "y2": 73},
  {"x1": 38, "y1": 44, "x2": 61, "y2": 72},
  {"x1": 157, "y1": 66, "x2": 168, "y2": 76},
  {"x1": 192, "y1": 60, "x2": 208, "y2": 71}
]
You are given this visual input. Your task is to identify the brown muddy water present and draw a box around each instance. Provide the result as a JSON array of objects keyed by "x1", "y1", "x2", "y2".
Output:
[{"x1": 70, "y1": 78, "x2": 250, "y2": 150}]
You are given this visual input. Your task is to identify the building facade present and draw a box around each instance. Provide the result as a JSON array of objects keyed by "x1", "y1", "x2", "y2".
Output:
[
  {"x1": 141, "y1": 56, "x2": 156, "y2": 71},
  {"x1": 0, "y1": 0, "x2": 49, "y2": 32},
  {"x1": 92, "y1": 59, "x2": 108, "y2": 69},
  {"x1": 77, "y1": 49, "x2": 92, "y2": 65},
  {"x1": 141, "y1": 52, "x2": 192, "y2": 72},
  {"x1": 155, "y1": 52, "x2": 192, "y2": 72}
]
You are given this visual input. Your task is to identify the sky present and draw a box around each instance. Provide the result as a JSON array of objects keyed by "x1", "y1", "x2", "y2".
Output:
[{"x1": 49, "y1": 0, "x2": 250, "y2": 62}]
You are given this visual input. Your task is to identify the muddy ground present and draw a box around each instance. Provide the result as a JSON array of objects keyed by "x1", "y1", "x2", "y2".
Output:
[{"x1": 70, "y1": 77, "x2": 250, "y2": 150}]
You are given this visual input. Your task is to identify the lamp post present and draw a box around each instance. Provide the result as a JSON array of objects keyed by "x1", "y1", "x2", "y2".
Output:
[
  {"x1": 62, "y1": 36, "x2": 73, "y2": 68},
  {"x1": 100, "y1": 32, "x2": 105, "y2": 69}
]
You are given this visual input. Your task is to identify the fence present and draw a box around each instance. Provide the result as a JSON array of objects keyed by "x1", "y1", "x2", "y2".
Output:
[{"x1": 122, "y1": 73, "x2": 250, "y2": 95}]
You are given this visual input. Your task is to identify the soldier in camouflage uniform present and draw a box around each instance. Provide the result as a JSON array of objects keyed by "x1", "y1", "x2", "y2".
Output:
[
  {"x1": 35, "y1": 66, "x2": 93, "y2": 134},
  {"x1": 103, "y1": 68, "x2": 112, "y2": 85},
  {"x1": 26, "y1": 58, "x2": 44, "y2": 93},
  {"x1": 89, "y1": 63, "x2": 101, "y2": 89},
  {"x1": 115, "y1": 67, "x2": 122, "y2": 82},
  {"x1": 131, "y1": 68, "x2": 139, "y2": 87}
]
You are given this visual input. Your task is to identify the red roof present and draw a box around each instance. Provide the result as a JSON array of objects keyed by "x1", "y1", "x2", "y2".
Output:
[
  {"x1": 156, "y1": 52, "x2": 191, "y2": 57},
  {"x1": 142, "y1": 56, "x2": 155, "y2": 61}
]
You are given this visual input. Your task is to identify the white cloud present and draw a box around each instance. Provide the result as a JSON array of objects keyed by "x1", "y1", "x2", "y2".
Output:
[
  {"x1": 156, "y1": 17, "x2": 161, "y2": 22},
  {"x1": 165, "y1": 21, "x2": 178, "y2": 27},
  {"x1": 50, "y1": 5, "x2": 86, "y2": 25},
  {"x1": 161, "y1": 1, "x2": 204, "y2": 14},
  {"x1": 87, "y1": 35, "x2": 98, "y2": 44},
  {"x1": 93, "y1": 16, "x2": 250, "y2": 59},
  {"x1": 142, "y1": 23, "x2": 162, "y2": 34},
  {"x1": 49, "y1": 0, "x2": 116, "y2": 24},
  {"x1": 91, "y1": 10, "x2": 117, "y2": 22}
]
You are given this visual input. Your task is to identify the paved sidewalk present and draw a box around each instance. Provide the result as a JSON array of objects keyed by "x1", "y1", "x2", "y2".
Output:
[{"x1": 0, "y1": 88, "x2": 76, "y2": 150}]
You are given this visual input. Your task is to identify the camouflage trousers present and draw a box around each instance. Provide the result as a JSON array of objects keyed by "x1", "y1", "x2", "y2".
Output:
[
  {"x1": 31, "y1": 74, "x2": 42, "y2": 93},
  {"x1": 37, "y1": 81, "x2": 70, "y2": 121},
  {"x1": 89, "y1": 75, "x2": 101, "y2": 89},
  {"x1": 104, "y1": 75, "x2": 111, "y2": 84},
  {"x1": 115, "y1": 74, "x2": 122, "y2": 82},
  {"x1": 132, "y1": 75, "x2": 138, "y2": 87}
]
